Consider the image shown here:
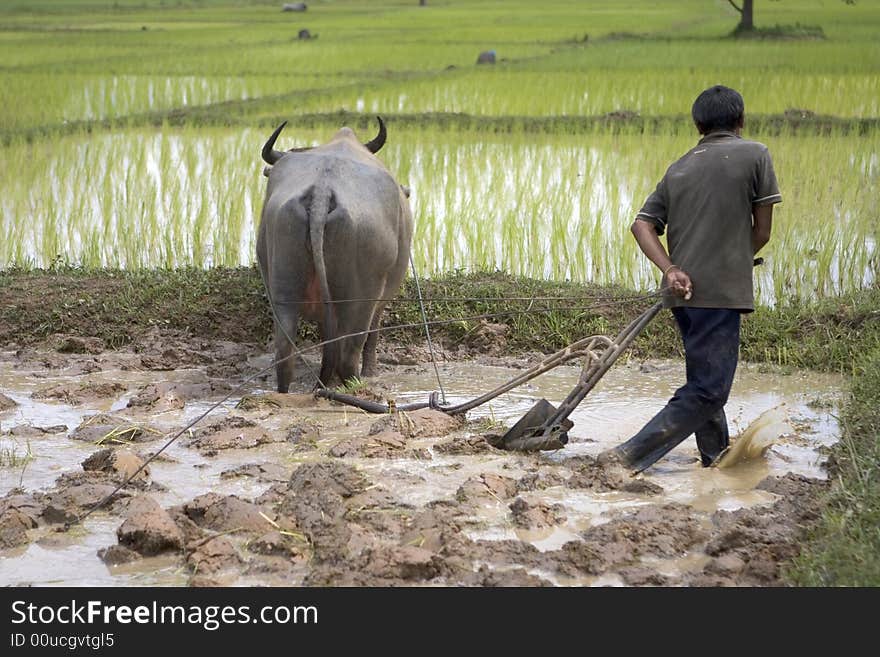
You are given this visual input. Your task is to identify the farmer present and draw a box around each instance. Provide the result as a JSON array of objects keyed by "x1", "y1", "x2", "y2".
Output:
[{"x1": 601, "y1": 84, "x2": 781, "y2": 473}]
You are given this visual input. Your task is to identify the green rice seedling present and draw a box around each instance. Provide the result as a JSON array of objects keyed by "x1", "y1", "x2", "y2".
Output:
[
  {"x1": 2, "y1": 125, "x2": 875, "y2": 305},
  {"x1": 0, "y1": 437, "x2": 34, "y2": 470}
]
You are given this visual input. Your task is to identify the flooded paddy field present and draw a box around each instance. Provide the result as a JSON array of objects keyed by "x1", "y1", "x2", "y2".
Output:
[
  {"x1": 2, "y1": 127, "x2": 877, "y2": 302},
  {"x1": 0, "y1": 329, "x2": 842, "y2": 587}
]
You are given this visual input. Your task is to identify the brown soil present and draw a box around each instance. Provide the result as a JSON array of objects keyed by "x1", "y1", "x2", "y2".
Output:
[{"x1": 0, "y1": 278, "x2": 834, "y2": 587}]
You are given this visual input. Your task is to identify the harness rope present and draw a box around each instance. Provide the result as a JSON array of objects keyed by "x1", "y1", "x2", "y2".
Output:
[{"x1": 409, "y1": 255, "x2": 446, "y2": 404}]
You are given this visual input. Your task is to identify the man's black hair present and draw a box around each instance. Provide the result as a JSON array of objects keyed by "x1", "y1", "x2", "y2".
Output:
[{"x1": 691, "y1": 85, "x2": 744, "y2": 134}]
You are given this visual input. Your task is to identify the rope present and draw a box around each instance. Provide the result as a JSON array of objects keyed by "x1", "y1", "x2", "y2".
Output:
[
  {"x1": 280, "y1": 291, "x2": 662, "y2": 359},
  {"x1": 409, "y1": 255, "x2": 446, "y2": 404},
  {"x1": 260, "y1": 292, "x2": 661, "y2": 305}
]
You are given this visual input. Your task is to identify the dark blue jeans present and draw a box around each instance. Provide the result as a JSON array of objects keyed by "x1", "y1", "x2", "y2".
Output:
[{"x1": 615, "y1": 307, "x2": 741, "y2": 472}]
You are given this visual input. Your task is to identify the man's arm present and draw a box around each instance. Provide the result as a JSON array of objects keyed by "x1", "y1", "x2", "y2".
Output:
[
  {"x1": 630, "y1": 218, "x2": 692, "y2": 298},
  {"x1": 752, "y1": 203, "x2": 773, "y2": 255}
]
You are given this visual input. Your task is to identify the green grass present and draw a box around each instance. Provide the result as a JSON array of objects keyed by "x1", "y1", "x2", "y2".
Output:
[
  {"x1": 0, "y1": 437, "x2": 34, "y2": 478},
  {"x1": 788, "y1": 348, "x2": 880, "y2": 586},
  {"x1": 2, "y1": 0, "x2": 878, "y2": 136}
]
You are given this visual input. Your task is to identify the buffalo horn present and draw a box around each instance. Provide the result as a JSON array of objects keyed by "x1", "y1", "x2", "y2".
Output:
[
  {"x1": 261, "y1": 121, "x2": 288, "y2": 165},
  {"x1": 363, "y1": 116, "x2": 387, "y2": 154}
]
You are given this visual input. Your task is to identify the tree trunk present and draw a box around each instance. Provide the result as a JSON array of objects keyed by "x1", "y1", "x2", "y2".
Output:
[
  {"x1": 739, "y1": 0, "x2": 754, "y2": 31},
  {"x1": 728, "y1": 0, "x2": 755, "y2": 34}
]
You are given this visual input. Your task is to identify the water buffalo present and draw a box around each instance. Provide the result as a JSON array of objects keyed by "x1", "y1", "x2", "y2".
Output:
[{"x1": 257, "y1": 118, "x2": 413, "y2": 392}]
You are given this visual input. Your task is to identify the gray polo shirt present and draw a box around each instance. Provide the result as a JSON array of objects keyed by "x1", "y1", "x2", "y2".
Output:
[{"x1": 636, "y1": 131, "x2": 781, "y2": 312}]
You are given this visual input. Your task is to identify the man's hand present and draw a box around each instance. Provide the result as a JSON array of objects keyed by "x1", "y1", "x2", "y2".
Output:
[
  {"x1": 666, "y1": 268, "x2": 693, "y2": 300},
  {"x1": 630, "y1": 219, "x2": 694, "y2": 300}
]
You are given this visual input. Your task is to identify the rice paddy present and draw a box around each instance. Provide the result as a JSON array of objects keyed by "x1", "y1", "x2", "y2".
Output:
[{"x1": 1, "y1": 0, "x2": 878, "y2": 304}]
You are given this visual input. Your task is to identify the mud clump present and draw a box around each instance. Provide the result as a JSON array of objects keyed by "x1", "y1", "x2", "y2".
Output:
[
  {"x1": 53, "y1": 469, "x2": 160, "y2": 494},
  {"x1": 0, "y1": 393, "x2": 18, "y2": 412},
  {"x1": 369, "y1": 408, "x2": 465, "y2": 439},
  {"x1": 97, "y1": 544, "x2": 142, "y2": 566},
  {"x1": 516, "y1": 468, "x2": 568, "y2": 491},
  {"x1": 434, "y1": 433, "x2": 502, "y2": 455},
  {"x1": 466, "y1": 566, "x2": 552, "y2": 587},
  {"x1": 756, "y1": 472, "x2": 827, "y2": 516},
  {"x1": 70, "y1": 413, "x2": 164, "y2": 444},
  {"x1": 565, "y1": 455, "x2": 664, "y2": 495},
  {"x1": 220, "y1": 462, "x2": 290, "y2": 483},
  {"x1": 289, "y1": 461, "x2": 369, "y2": 500},
  {"x1": 283, "y1": 419, "x2": 321, "y2": 450},
  {"x1": 38, "y1": 481, "x2": 132, "y2": 523},
  {"x1": 696, "y1": 473, "x2": 829, "y2": 586},
  {"x1": 247, "y1": 530, "x2": 309, "y2": 560},
  {"x1": 82, "y1": 448, "x2": 150, "y2": 483},
  {"x1": 617, "y1": 566, "x2": 673, "y2": 586},
  {"x1": 116, "y1": 496, "x2": 184, "y2": 556},
  {"x1": 132, "y1": 328, "x2": 251, "y2": 373},
  {"x1": 186, "y1": 416, "x2": 277, "y2": 455},
  {"x1": 127, "y1": 379, "x2": 231, "y2": 412},
  {"x1": 582, "y1": 503, "x2": 706, "y2": 559},
  {"x1": 456, "y1": 473, "x2": 519, "y2": 505},
  {"x1": 4, "y1": 423, "x2": 67, "y2": 437},
  {"x1": 1, "y1": 494, "x2": 43, "y2": 526},
  {"x1": 359, "y1": 545, "x2": 443, "y2": 582},
  {"x1": 463, "y1": 320, "x2": 509, "y2": 355},
  {"x1": 187, "y1": 536, "x2": 242, "y2": 576},
  {"x1": 265, "y1": 461, "x2": 443, "y2": 583},
  {"x1": 546, "y1": 503, "x2": 706, "y2": 577},
  {"x1": 278, "y1": 462, "x2": 370, "y2": 561},
  {"x1": 703, "y1": 554, "x2": 747, "y2": 578},
  {"x1": 236, "y1": 392, "x2": 316, "y2": 412},
  {"x1": 180, "y1": 493, "x2": 274, "y2": 535},
  {"x1": 0, "y1": 502, "x2": 40, "y2": 549},
  {"x1": 466, "y1": 539, "x2": 549, "y2": 572},
  {"x1": 33, "y1": 381, "x2": 126, "y2": 406},
  {"x1": 509, "y1": 497, "x2": 566, "y2": 529},
  {"x1": 329, "y1": 430, "x2": 431, "y2": 460}
]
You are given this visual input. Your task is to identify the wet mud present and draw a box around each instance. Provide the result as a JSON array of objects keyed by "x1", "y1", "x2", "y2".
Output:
[{"x1": 0, "y1": 329, "x2": 842, "y2": 586}]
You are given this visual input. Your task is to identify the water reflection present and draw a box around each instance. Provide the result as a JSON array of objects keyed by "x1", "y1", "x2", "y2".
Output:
[{"x1": 1, "y1": 129, "x2": 875, "y2": 303}]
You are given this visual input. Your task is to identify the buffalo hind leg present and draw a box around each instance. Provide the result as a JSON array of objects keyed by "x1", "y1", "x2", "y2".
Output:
[
  {"x1": 272, "y1": 302, "x2": 300, "y2": 393},
  {"x1": 339, "y1": 329, "x2": 369, "y2": 385},
  {"x1": 337, "y1": 302, "x2": 373, "y2": 384},
  {"x1": 361, "y1": 304, "x2": 384, "y2": 377}
]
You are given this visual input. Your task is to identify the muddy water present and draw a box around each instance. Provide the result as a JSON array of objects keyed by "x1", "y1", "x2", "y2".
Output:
[
  {"x1": 388, "y1": 360, "x2": 840, "y2": 583},
  {"x1": 0, "y1": 351, "x2": 842, "y2": 587}
]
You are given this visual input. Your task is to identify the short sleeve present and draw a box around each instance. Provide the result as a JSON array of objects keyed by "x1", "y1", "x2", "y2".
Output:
[
  {"x1": 636, "y1": 177, "x2": 668, "y2": 236},
  {"x1": 753, "y1": 147, "x2": 782, "y2": 206}
]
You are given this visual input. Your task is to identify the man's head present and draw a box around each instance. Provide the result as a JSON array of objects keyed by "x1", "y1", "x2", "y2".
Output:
[{"x1": 692, "y1": 85, "x2": 745, "y2": 135}]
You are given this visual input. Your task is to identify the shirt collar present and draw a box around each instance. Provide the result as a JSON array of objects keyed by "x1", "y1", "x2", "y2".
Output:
[{"x1": 698, "y1": 130, "x2": 741, "y2": 144}]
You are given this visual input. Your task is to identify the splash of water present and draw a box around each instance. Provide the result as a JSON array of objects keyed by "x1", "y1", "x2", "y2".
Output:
[{"x1": 716, "y1": 405, "x2": 792, "y2": 469}]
